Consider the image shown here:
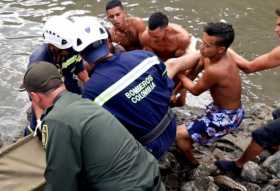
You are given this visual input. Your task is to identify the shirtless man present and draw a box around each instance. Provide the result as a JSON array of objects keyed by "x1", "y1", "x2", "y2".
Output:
[
  {"x1": 105, "y1": 0, "x2": 146, "y2": 51},
  {"x1": 140, "y1": 12, "x2": 191, "y2": 61},
  {"x1": 215, "y1": 8, "x2": 280, "y2": 175},
  {"x1": 140, "y1": 12, "x2": 191, "y2": 106},
  {"x1": 175, "y1": 22, "x2": 245, "y2": 165}
]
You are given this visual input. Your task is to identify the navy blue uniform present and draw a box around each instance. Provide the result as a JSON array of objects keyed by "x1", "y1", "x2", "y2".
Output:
[
  {"x1": 82, "y1": 50, "x2": 176, "y2": 159},
  {"x1": 25, "y1": 44, "x2": 85, "y2": 135},
  {"x1": 29, "y1": 44, "x2": 84, "y2": 94}
]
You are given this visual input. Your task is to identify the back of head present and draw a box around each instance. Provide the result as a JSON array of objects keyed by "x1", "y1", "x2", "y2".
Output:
[
  {"x1": 72, "y1": 16, "x2": 108, "y2": 52},
  {"x1": 22, "y1": 62, "x2": 63, "y2": 93},
  {"x1": 43, "y1": 15, "x2": 75, "y2": 49},
  {"x1": 148, "y1": 12, "x2": 169, "y2": 31},
  {"x1": 203, "y1": 22, "x2": 234, "y2": 49},
  {"x1": 276, "y1": 8, "x2": 280, "y2": 17},
  {"x1": 72, "y1": 16, "x2": 109, "y2": 63},
  {"x1": 105, "y1": 0, "x2": 123, "y2": 11}
]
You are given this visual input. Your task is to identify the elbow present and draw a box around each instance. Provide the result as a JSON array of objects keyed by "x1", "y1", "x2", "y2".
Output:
[
  {"x1": 191, "y1": 91, "x2": 201, "y2": 96},
  {"x1": 243, "y1": 66, "x2": 255, "y2": 74},
  {"x1": 188, "y1": 88, "x2": 201, "y2": 96}
]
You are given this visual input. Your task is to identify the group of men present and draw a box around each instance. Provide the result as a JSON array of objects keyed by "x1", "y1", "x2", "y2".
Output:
[{"x1": 20, "y1": 0, "x2": 280, "y2": 190}]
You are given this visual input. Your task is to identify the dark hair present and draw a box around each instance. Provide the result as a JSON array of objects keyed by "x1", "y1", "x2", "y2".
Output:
[
  {"x1": 204, "y1": 22, "x2": 234, "y2": 49},
  {"x1": 148, "y1": 12, "x2": 169, "y2": 30},
  {"x1": 276, "y1": 9, "x2": 280, "y2": 17},
  {"x1": 106, "y1": 0, "x2": 123, "y2": 11}
]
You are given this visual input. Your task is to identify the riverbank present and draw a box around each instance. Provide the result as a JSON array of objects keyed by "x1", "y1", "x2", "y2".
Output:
[
  {"x1": 0, "y1": 102, "x2": 279, "y2": 191},
  {"x1": 160, "y1": 103, "x2": 280, "y2": 191}
]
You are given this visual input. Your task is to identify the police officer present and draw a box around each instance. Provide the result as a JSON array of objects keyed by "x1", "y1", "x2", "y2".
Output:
[
  {"x1": 21, "y1": 62, "x2": 165, "y2": 191},
  {"x1": 71, "y1": 16, "x2": 177, "y2": 159}
]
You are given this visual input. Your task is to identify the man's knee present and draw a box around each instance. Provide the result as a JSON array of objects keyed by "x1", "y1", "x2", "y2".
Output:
[{"x1": 176, "y1": 124, "x2": 188, "y2": 140}]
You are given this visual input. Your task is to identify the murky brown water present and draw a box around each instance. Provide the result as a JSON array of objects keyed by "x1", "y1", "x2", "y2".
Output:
[{"x1": 0, "y1": 0, "x2": 279, "y2": 140}]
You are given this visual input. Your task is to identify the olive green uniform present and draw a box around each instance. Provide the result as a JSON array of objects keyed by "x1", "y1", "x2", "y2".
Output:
[{"x1": 41, "y1": 91, "x2": 164, "y2": 191}]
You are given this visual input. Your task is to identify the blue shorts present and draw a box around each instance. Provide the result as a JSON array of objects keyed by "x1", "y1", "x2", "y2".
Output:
[{"x1": 186, "y1": 103, "x2": 245, "y2": 145}]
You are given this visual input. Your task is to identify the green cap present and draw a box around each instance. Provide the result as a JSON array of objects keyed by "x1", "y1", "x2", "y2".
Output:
[{"x1": 21, "y1": 61, "x2": 63, "y2": 92}]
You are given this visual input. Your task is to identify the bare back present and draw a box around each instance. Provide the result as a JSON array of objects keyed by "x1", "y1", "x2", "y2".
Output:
[
  {"x1": 203, "y1": 53, "x2": 241, "y2": 109},
  {"x1": 140, "y1": 23, "x2": 190, "y2": 61},
  {"x1": 110, "y1": 17, "x2": 145, "y2": 51}
]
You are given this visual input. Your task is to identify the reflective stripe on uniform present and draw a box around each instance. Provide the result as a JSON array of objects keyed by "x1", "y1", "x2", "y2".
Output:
[
  {"x1": 94, "y1": 56, "x2": 160, "y2": 106},
  {"x1": 62, "y1": 55, "x2": 82, "y2": 70}
]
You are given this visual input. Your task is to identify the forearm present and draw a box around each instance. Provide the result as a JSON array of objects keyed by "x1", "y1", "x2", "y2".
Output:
[
  {"x1": 165, "y1": 51, "x2": 200, "y2": 79},
  {"x1": 178, "y1": 73, "x2": 199, "y2": 95}
]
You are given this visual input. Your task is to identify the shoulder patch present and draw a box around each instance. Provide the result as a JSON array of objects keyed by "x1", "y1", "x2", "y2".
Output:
[{"x1": 41, "y1": 124, "x2": 48, "y2": 149}]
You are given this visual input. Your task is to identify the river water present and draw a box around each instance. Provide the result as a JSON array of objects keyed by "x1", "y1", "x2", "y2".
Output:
[{"x1": 0, "y1": 0, "x2": 279, "y2": 142}]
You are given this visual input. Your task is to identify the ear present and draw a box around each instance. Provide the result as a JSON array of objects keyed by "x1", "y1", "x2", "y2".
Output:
[
  {"x1": 217, "y1": 46, "x2": 226, "y2": 54},
  {"x1": 30, "y1": 92, "x2": 41, "y2": 103}
]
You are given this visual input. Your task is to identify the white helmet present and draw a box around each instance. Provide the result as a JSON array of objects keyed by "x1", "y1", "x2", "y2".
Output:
[
  {"x1": 43, "y1": 15, "x2": 75, "y2": 49},
  {"x1": 72, "y1": 16, "x2": 108, "y2": 52}
]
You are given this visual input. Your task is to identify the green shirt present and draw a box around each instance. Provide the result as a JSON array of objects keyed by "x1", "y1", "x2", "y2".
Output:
[{"x1": 42, "y1": 91, "x2": 163, "y2": 191}]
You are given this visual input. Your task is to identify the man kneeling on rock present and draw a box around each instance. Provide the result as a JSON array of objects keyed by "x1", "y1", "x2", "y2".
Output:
[{"x1": 175, "y1": 22, "x2": 245, "y2": 166}]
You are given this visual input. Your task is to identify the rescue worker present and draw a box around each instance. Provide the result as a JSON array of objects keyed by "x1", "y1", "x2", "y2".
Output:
[
  {"x1": 24, "y1": 15, "x2": 89, "y2": 135},
  {"x1": 72, "y1": 16, "x2": 177, "y2": 159},
  {"x1": 21, "y1": 62, "x2": 165, "y2": 191}
]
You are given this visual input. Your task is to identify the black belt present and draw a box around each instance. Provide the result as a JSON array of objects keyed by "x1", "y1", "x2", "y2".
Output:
[{"x1": 139, "y1": 108, "x2": 175, "y2": 145}]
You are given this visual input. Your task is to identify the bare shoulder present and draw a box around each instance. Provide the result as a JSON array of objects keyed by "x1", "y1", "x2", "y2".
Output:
[
  {"x1": 139, "y1": 29, "x2": 150, "y2": 44},
  {"x1": 128, "y1": 16, "x2": 146, "y2": 32},
  {"x1": 169, "y1": 23, "x2": 190, "y2": 44},
  {"x1": 169, "y1": 23, "x2": 190, "y2": 36},
  {"x1": 203, "y1": 58, "x2": 226, "y2": 79}
]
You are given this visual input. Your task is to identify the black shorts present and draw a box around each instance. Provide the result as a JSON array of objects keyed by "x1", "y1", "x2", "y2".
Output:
[{"x1": 252, "y1": 118, "x2": 280, "y2": 149}]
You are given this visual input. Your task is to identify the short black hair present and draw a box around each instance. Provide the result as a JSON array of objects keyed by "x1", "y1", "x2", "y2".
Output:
[
  {"x1": 148, "y1": 12, "x2": 169, "y2": 30},
  {"x1": 204, "y1": 22, "x2": 234, "y2": 49},
  {"x1": 106, "y1": 0, "x2": 123, "y2": 11},
  {"x1": 276, "y1": 8, "x2": 280, "y2": 17}
]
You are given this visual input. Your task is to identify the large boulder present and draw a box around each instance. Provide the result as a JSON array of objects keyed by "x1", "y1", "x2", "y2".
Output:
[{"x1": 263, "y1": 151, "x2": 280, "y2": 178}]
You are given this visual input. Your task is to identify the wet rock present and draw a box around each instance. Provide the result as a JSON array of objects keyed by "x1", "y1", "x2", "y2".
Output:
[
  {"x1": 181, "y1": 176, "x2": 219, "y2": 191},
  {"x1": 261, "y1": 184, "x2": 276, "y2": 191},
  {"x1": 192, "y1": 163, "x2": 218, "y2": 178},
  {"x1": 214, "y1": 175, "x2": 247, "y2": 191},
  {"x1": 0, "y1": 133, "x2": 3, "y2": 149},
  {"x1": 241, "y1": 182, "x2": 261, "y2": 191},
  {"x1": 249, "y1": 103, "x2": 273, "y2": 121},
  {"x1": 241, "y1": 161, "x2": 270, "y2": 183},
  {"x1": 269, "y1": 179, "x2": 280, "y2": 185},
  {"x1": 263, "y1": 151, "x2": 280, "y2": 178}
]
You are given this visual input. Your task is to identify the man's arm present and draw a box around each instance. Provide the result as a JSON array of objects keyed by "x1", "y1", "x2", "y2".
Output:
[
  {"x1": 165, "y1": 51, "x2": 200, "y2": 79},
  {"x1": 77, "y1": 69, "x2": 89, "y2": 83},
  {"x1": 230, "y1": 47, "x2": 280, "y2": 73},
  {"x1": 178, "y1": 67, "x2": 216, "y2": 96}
]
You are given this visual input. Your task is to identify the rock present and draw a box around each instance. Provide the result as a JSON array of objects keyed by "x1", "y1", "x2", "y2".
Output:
[
  {"x1": 241, "y1": 161, "x2": 270, "y2": 183},
  {"x1": 241, "y1": 182, "x2": 261, "y2": 191},
  {"x1": 249, "y1": 103, "x2": 273, "y2": 121},
  {"x1": 269, "y1": 179, "x2": 280, "y2": 185},
  {"x1": 0, "y1": 133, "x2": 3, "y2": 149},
  {"x1": 214, "y1": 175, "x2": 247, "y2": 191},
  {"x1": 181, "y1": 176, "x2": 219, "y2": 191},
  {"x1": 261, "y1": 184, "x2": 276, "y2": 191},
  {"x1": 263, "y1": 151, "x2": 280, "y2": 178},
  {"x1": 192, "y1": 163, "x2": 218, "y2": 178}
]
